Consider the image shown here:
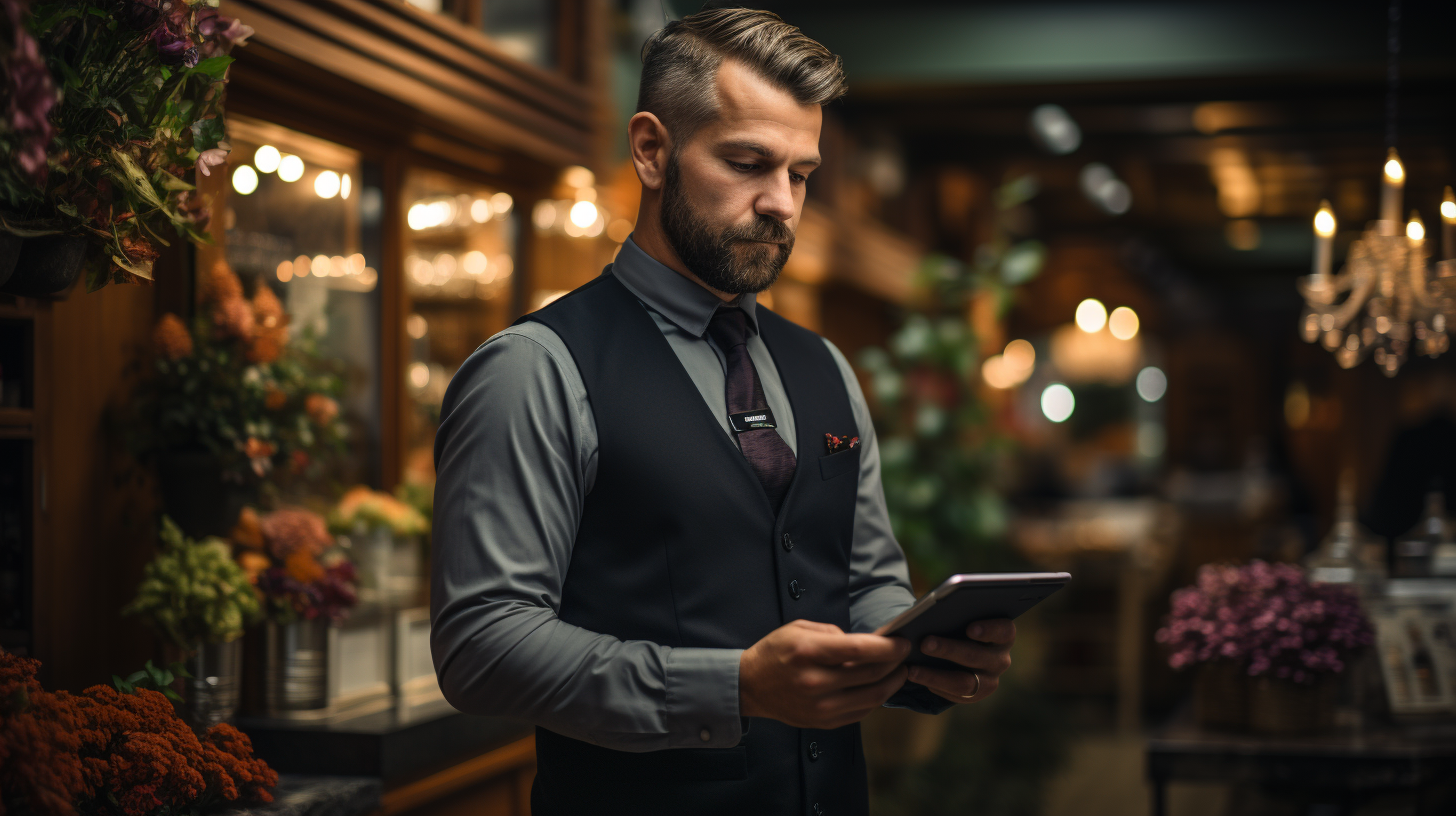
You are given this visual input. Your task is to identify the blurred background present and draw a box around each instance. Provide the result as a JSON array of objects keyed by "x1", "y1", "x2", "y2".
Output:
[{"x1": 6, "y1": 1, "x2": 1456, "y2": 814}]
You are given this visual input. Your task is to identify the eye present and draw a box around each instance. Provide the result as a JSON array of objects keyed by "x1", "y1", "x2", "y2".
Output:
[
  {"x1": 790, "y1": 173, "x2": 807, "y2": 184},
  {"x1": 728, "y1": 160, "x2": 757, "y2": 172}
]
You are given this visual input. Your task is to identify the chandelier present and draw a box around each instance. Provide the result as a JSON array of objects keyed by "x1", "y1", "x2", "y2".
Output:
[{"x1": 1297, "y1": 156, "x2": 1456, "y2": 376}]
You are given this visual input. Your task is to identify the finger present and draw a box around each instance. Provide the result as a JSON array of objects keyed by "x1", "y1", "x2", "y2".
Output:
[
  {"x1": 908, "y1": 665, "x2": 998, "y2": 703},
  {"x1": 802, "y1": 659, "x2": 904, "y2": 692},
  {"x1": 801, "y1": 632, "x2": 911, "y2": 666},
  {"x1": 965, "y1": 618, "x2": 1016, "y2": 646},
  {"x1": 920, "y1": 637, "x2": 1012, "y2": 675},
  {"x1": 819, "y1": 665, "x2": 910, "y2": 716},
  {"x1": 790, "y1": 619, "x2": 845, "y2": 635}
]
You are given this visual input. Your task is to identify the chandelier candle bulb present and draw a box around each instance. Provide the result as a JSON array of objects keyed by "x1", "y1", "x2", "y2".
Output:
[
  {"x1": 1381, "y1": 149, "x2": 1404, "y2": 233},
  {"x1": 1313, "y1": 200, "x2": 1335, "y2": 281},
  {"x1": 1442, "y1": 186, "x2": 1455, "y2": 261}
]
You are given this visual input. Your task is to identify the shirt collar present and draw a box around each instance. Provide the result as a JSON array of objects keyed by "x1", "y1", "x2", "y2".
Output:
[{"x1": 610, "y1": 234, "x2": 759, "y2": 338}]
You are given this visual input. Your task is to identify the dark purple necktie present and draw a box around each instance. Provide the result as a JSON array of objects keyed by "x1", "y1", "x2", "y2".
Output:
[{"x1": 707, "y1": 307, "x2": 797, "y2": 511}]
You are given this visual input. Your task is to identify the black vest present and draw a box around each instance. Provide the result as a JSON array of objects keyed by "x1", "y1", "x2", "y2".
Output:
[{"x1": 522, "y1": 271, "x2": 867, "y2": 816}]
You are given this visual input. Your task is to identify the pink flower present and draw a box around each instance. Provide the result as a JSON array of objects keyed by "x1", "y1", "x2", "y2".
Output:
[{"x1": 196, "y1": 148, "x2": 229, "y2": 177}]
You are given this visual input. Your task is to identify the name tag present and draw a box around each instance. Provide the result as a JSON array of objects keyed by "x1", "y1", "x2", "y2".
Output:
[{"x1": 728, "y1": 407, "x2": 777, "y2": 433}]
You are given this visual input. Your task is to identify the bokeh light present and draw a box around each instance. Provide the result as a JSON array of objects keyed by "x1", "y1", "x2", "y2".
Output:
[
  {"x1": 1075, "y1": 299, "x2": 1107, "y2": 333},
  {"x1": 1041, "y1": 383, "x2": 1075, "y2": 423},
  {"x1": 1108, "y1": 307, "x2": 1139, "y2": 340},
  {"x1": 1136, "y1": 366, "x2": 1168, "y2": 402}
]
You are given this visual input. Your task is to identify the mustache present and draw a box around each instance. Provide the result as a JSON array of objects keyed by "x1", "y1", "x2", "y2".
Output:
[{"x1": 721, "y1": 216, "x2": 794, "y2": 247}]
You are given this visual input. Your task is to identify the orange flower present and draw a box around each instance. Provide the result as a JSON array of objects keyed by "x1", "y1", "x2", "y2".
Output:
[
  {"x1": 231, "y1": 507, "x2": 264, "y2": 550},
  {"x1": 284, "y1": 550, "x2": 326, "y2": 584},
  {"x1": 203, "y1": 260, "x2": 243, "y2": 304},
  {"x1": 152, "y1": 313, "x2": 193, "y2": 360},
  {"x1": 241, "y1": 437, "x2": 275, "y2": 460},
  {"x1": 263, "y1": 387, "x2": 286, "y2": 410},
  {"x1": 245, "y1": 328, "x2": 283, "y2": 363},
  {"x1": 252, "y1": 285, "x2": 285, "y2": 329},
  {"x1": 304, "y1": 394, "x2": 339, "y2": 425},
  {"x1": 237, "y1": 551, "x2": 270, "y2": 584},
  {"x1": 212, "y1": 296, "x2": 255, "y2": 341}
]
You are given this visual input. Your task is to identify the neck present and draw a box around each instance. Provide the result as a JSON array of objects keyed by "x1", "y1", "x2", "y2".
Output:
[{"x1": 632, "y1": 193, "x2": 738, "y2": 303}]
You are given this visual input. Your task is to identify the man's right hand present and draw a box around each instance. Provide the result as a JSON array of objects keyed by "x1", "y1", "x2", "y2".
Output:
[{"x1": 738, "y1": 619, "x2": 911, "y2": 730}]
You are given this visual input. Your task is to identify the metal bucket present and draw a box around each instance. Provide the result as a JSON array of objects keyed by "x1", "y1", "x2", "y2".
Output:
[
  {"x1": 264, "y1": 618, "x2": 330, "y2": 714},
  {"x1": 183, "y1": 638, "x2": 242, "y2": 731}
]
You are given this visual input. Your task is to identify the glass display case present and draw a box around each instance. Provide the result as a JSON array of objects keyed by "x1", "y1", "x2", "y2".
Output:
[
  {"x1": 401, "y1": 167, "x2": 518, "y2": 486},
  {"x1": 207, "y1": 115, "x2": 385, "y2": 491}
]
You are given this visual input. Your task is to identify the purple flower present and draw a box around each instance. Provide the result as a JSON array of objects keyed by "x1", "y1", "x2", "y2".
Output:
[
  {"x1": 2, "y1": 2, "x2": 57, "y2": 185},
  {"x1": 151, "y1": 24, "x2": 199, "y2": 67},
  {"x1": 196, "y1": 8, "x2": 254, "y2": 57},
  {"x1": 1154, "y1": 560, "x2": 1374, "y2": 685}
]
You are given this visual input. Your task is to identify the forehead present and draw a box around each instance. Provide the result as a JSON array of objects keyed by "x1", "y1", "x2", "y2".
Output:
[{"x1": 698, "y1": 59, "x2": 821, "y2": 152}]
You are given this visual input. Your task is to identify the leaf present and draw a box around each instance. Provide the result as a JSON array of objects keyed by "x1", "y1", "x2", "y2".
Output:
[
  {"x1": 190, "y1": 56, "x2": 234, "y2": 80},
  {"x1": 162, "y1": 688, "x2": 183, "y2": 703},
  {"x1": 190, "y1": 116, "x2": 227, "y2": 152},
  {"x1": 112, "y1": 253, "x2": 154, "y2": 280},
  {"x1": 107, "y1": 149, "x2": 165, "y2": 211},
  {"x1": 111, "y1": 674, "x2": 133, "y2": 694}
]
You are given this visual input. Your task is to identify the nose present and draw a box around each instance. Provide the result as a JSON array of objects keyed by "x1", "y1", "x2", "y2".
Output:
[{"x1": 755, "y1": 171, "x2": 796, "y2": 225}]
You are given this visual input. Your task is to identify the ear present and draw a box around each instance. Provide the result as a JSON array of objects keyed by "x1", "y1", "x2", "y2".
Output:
[{"x1": 628, "y1": 111, "x2": 671, "y2": 191}]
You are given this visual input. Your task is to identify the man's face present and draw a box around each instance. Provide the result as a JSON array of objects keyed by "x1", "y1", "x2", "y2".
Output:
[{"x1": 660, "y1": 59, "x2": 822, "y2": 295}]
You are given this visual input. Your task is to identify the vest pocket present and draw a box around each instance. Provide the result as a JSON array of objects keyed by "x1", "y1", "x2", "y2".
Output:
[{"x1": 818, "y1": 447, "x2": 861, "y2": 481}]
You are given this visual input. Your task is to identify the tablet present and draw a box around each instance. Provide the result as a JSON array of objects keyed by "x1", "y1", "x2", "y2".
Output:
[{"x1": 874, "y1": 572, "x2": 1071, "y2": 668}]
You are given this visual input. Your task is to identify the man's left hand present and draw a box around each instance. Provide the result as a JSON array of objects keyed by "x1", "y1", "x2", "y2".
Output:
[{"x1": 905, "y1": 619, "x2": 1015, "y2": 704}]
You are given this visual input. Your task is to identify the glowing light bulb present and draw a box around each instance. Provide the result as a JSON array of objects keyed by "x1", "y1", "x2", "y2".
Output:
[
  {"x1": 1074, "y1": 298, "x2": 1107, "y2": 333},
  {"x1": 1314, "y1": 206, "x2": 1336, "y2": 238},
  {"x1": 1408, "y1": 213, "x2": 1425, "y2": 242},
  {"x1": 1384, "y1": 156, "x2": 1404, "y2": 183},
  {"x1": 1002, "y1": 339, "x2": 1035, "y2": 379},
  {"x1": 313, "y1": 170, "x2": 340, "y2": 199},
  {"x1": 253, "y1": 145, "x2": 281, "y2": 173},
  {"x1": 1041, "y1": 383, "x2": 1075, "y2": 423},
  {"x1": 231, "y1": 165, "x2": 258, "y2": 195},
  {"x1": 277, "y1": 154, "x2": 304, "y2": 182},
  {"x1": 491, "y1": 191, "x2": 514, "y2": 214},
  {"x1": 569, "y1": 200, "x2": 598, "y2": 229},
  {"x1": 1136, "y1": 367, "x2": 1168, "y2": 402},
  {"x1": 340, "y1": 173, "x2": 352, "y2": 199},
  {"x1": 1442, "y1": 187, "x2": 1456, "y2": 222},
  {"x1": 1108, "y1": 306, "x2": 1140, "y2": 340}
]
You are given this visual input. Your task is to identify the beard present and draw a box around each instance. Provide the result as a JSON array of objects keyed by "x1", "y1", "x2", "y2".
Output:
[{"x1": 659, "y1": 153, "x2": 795, "y2": 295}]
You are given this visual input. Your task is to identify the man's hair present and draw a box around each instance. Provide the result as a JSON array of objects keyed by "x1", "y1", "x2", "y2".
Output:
[{"x1": 636, "y1": 7, "x2": 846, "y2": 148}]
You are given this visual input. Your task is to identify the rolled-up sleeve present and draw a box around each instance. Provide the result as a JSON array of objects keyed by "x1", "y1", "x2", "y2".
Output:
[{"x1": 430, "y1": 326, "x2": 745, "y2": 751}]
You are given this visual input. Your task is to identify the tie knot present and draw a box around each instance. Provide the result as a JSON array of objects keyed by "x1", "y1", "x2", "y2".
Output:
[{"x1": 707, "y1": 306, "x2": 748, "y2": 350}]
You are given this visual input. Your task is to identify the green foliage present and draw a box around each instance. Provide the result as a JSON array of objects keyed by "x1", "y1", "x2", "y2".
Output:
[
  {"x1": 859, "y1": 177, "x2": 1045, "y2": 581},
  {"x1": 123, "y1": 517, "x2": 261, "y2": 649},
  {"x1": 0, "y1": 1, "x2": 237, "y2": 288},
  {"x1": 112, "y1": 659, "x2": 193, "y2": 704},
  {"x1": 128, "y1": 313, "x2": 349, "y2": 488}
]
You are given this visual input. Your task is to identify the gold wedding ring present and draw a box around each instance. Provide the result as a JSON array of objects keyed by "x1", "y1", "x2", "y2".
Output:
[{"x1": 960, "y1": 672, "x2": 981, "y2": 699}]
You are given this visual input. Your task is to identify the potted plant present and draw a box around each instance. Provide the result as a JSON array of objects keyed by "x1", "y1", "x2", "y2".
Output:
[
  {"x1": 231, "y1": 506, "x2": 357, "y2": 716},
  {"x1": 128, "y1": 261, "x2": 349, "y2": 538},
  {"x1": 329, "y1": 485, "x2": 430, "y2": 606},
  {"x1": 0, "y1": 648, "x2": 278, "y2": 814},
  {"x1": 0, "y1": 0, "x2": 251, "y2": 296},
  {"x1": 1155, "y1": 560, "x2": 1375, "y2": 733},
  {"x1": 122, "y1": 515, "x2": 261, "y2": 731}
]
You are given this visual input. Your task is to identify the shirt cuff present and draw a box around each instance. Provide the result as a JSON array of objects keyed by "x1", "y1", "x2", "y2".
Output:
[{"x1": 664, "y1": 647, "x2": 745, "y2": 749}]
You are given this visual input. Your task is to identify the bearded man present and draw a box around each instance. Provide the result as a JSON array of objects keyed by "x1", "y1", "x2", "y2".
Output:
[{"x1": 430, "y1": 8, "x2": 1016, "y2": 815}]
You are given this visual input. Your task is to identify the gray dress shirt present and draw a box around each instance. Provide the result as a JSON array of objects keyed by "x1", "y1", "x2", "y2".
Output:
[{"x1": 430, "y1": 236, "x2": 918, "y2": 753}]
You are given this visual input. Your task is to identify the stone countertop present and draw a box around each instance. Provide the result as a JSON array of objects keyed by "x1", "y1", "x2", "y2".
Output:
[{"x1": 215, "y1": 775, "x2": 381, "y2": 816}]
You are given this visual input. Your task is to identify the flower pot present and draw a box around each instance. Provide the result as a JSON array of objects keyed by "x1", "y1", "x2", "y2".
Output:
[
  {"x1": 155, "y1": 450, "x2": 255, "y2": 539},
  {"x1": 0, "y1": 234, "x2": 87, "y2": 297},
  {"x1": 1249, "y1": 674, "x2": 1338, "y2": 735},
  {"x1": 264, "y1": 618, "x2": 330, "y2": 714},
  {"x1": 351, "y1": 528, "x2": 424, "y2": 606},
  {"x1": 1194, "y1": 662, "x2": 1250, "y2": 732},
  {"x1": 182, "y1": 638, "x2": 242, "y2": 731}
]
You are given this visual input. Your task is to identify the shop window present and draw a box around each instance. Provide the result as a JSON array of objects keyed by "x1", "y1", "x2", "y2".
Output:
[
  {"x1": 204, "y1": 114, "x2": 384, "y2": 488},
  {"x1": 402, "y1": 168, "x2": 518, "y2": 485}
]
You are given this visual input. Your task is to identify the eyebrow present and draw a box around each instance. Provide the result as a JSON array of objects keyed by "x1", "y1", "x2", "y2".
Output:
[{"x1": 720, "y1": 140, "x2": 821, "y2": 168}]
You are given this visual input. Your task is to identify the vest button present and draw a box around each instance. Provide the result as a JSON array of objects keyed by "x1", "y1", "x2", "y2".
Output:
[
  {"x1": 807, "y1": 741, "x2": 820, "y2": 761},
  {"x1": 782, "y1": 533, "x2": 794, "y2": 551},
  {"x1": 788, "y1": 580, "x2": 803, "y2": 599}
]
